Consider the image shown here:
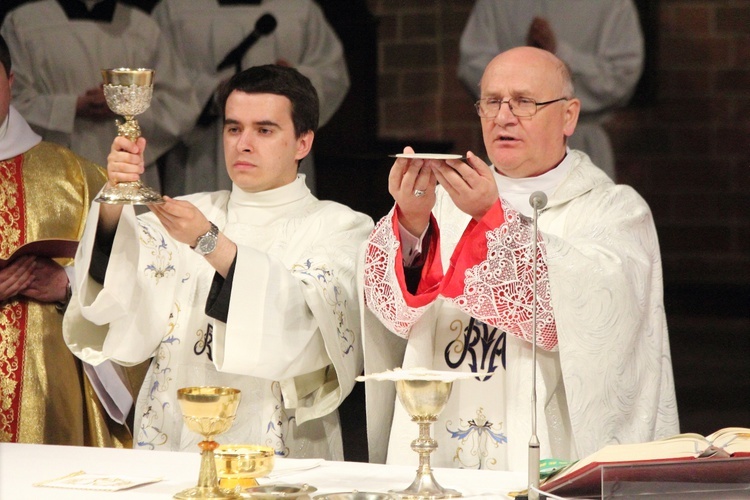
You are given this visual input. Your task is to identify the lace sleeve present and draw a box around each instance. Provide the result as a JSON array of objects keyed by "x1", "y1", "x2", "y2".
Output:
[
  {"x1": 363, "y1": 208, "x2": 433, "y2": 338},
  {"x1": 447, "y1": 201, "x2": 558, "y2": 351},
  {"x1": 364, "y1": 202, "x2": 558, "y2": 350}
]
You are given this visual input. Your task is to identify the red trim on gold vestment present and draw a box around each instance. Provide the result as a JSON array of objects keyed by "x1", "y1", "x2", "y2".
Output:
[{"x1": 0, "y1": 154, "x2": 28, "y2": 442}]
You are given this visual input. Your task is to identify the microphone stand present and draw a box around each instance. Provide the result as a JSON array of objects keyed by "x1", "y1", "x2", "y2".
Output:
[
  {"x1": 216, "y1": 13, "x2": 278, "y2": 73},
  {"x1": 528, "y1": 191, "x2": 547, "y2": 500}
]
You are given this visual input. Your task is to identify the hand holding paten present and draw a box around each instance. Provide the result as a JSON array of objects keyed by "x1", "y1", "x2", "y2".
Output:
[
  {"x1": 430, "y1": 151, "x2": 498, "y2": 222},
  {"x1": 389, "y1": 146, "x2": 437, "y2": 237}
]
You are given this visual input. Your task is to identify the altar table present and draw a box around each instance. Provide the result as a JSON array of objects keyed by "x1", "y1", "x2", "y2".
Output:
[{"x1": 0, "y1": 443, "x2": 526, "y2": 499}]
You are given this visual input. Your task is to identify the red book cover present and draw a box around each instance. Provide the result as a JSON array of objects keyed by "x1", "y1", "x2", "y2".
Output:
[
  {"x1": 541, "y1": 457, "x2": 750, "y2": 498},
  {"x1": 540, "y1": 428, "x2": 750, "y2": 498},
  {"x1": 0, "y1": 239, "x2": 78, "y2": 268}
]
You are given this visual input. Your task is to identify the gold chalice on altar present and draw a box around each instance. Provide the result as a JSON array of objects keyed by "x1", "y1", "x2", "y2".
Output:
[
  {"x1": 174, "y1": 386, "x2": 242, "y2": 499},
  {"x1": 392, "y1": 379, "x2": 461, "y2": 499},
  {"x1": 96, "y1": 67, "x2": 164, "y2": 205}
]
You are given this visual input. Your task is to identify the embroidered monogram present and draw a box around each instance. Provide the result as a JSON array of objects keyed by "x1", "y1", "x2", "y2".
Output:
[
  {"x1": 444, "y1": 317, "x2": 506, "y2": 381},
  {"x1": 193, "y1": 323, "x2": 213, "y2": 361}
]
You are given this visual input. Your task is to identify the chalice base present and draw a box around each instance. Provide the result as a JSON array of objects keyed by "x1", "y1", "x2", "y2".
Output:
[
  {"x1": 95, "y1": 180, "x2": 164, "y2": 205},
  {"x1": 390, "y1": 472, "x2": 462, "y2": 499}
]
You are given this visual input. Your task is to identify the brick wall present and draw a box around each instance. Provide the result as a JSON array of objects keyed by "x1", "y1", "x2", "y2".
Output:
[{"x1": 367, "y1": 0, "x2": 750, "y2": 286}]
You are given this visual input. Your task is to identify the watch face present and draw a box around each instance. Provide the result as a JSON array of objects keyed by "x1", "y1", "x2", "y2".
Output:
[{"x1": 198, "y1": 235, "x2": 217, "y2": 254}]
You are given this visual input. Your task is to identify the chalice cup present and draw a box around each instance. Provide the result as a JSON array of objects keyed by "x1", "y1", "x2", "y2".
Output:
[
  {"x1": 174, "y1": 387, "x2": 242, "y2": 500},
  {"x1": 391, "y1": 379, "x2": 461, "y2": 499},
  {"x1": 96, "y1": 67, "x2": 164, "y2": 205}
]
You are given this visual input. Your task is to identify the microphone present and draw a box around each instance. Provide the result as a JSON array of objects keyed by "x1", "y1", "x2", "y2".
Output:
[
  {"x1": 527, "y1": 191, "x2": 547, "y2": 500},
  {"x1": 529, "y1": 191, "x2": 548, "y2": 211},
  {"x1": 217, "y1": 13, "x2": 278, "y2": 72}
]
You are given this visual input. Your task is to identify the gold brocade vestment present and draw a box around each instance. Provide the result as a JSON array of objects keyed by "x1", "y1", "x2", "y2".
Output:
[{"x1": 0, "y1": 142, "x2": 129, "y2": 446}]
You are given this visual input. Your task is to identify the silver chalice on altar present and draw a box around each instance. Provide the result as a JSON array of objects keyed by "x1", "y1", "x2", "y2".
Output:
[
  {"x1": 357, "y1": 369, "x2": 465, "y2": 499},
  {"x1": 392, "y1": 378, "x2": 461, "y2": 499},
  {"x1": 96, "y1": 67, "x2": 164, "y2": 205}
]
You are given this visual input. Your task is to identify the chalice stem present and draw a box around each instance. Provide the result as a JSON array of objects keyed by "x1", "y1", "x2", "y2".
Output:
[
  {"x1": 117, "y1": 116, "x2": 142, "y2": 143},
  {"x1": 392, "y1": 420, "x2": 461, "y2": 499},
  {"x1": 111, "y1": 117, "x2": 144, "y2": 194},
  {"x1": 416, "y1": 422, "x2": 434, "y2": 475},
  {"x1": 197, "y1": 440, "x2": 220, "y2": 489}
]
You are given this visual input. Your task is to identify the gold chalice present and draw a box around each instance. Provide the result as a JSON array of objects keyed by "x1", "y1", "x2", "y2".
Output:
[
  {"x1": 214, "y1": 444, "x2": 275, "y2": 490},
  {"x1": 96, "y1": 67, "x2": 164, "y2": 205},
  {"x1": 391, "y1": 379, "x2": 461, "y2": 499},
  {"x1": 174, "y1": 387, "x2": 242, "y2": 499}
]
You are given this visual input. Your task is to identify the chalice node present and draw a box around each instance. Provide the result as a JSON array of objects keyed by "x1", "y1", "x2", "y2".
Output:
[
  {"x1": 96, "y1": 67, "x2": 164, "y2": 205},
  {"x1": 174, "y1": 386, "x2": 242, "y2": 499}
]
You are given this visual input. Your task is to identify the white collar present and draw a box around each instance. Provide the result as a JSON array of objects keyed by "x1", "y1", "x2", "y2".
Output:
[
  {"x1": 0, "y1": 106, "x2": 42, "y2": 161},
  {"x1": 493, "y1": 150, "x2": 574, "y2": 217},
  {"x1": 228, "y1": 173, "x2": 311, "y2": 208}
]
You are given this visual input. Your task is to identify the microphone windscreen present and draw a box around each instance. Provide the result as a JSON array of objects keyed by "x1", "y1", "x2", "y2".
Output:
[
  {"x1": 255, "y1": 13, "x2": 277, "y2": 35},
  {"x1": 529, "y1": 191, "x2": 548, "y2": 210}
]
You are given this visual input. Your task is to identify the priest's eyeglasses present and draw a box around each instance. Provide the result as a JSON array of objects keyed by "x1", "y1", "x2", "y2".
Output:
[{"x1": 474, "y1": 96, "x2": 569, "y2": 118}]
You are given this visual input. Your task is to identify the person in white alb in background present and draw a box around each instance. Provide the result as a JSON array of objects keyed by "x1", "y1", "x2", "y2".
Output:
[
  {"x1": 0, "y1": 0, "x2": 201, "y2": 192},
  {"x1": 152, "y1": 0, "x2": 349, "y2": 196}
]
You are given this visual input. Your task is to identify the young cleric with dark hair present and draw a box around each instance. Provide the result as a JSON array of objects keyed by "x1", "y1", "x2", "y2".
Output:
[{"x1": 64, "y1": 65, "x2": 373, "y2": 459}]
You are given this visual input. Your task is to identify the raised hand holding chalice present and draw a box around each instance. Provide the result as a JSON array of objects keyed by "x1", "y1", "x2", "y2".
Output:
[{"x1": 95, "y1": 67, "x2": 164, "y2": 205}]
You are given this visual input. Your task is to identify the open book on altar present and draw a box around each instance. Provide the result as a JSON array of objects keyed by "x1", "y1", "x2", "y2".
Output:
[
  {"x1": 539, "y1": 427, "x2": 750, "y2": 497},
  {"x1": 0, "y1": 239, "x2": 78, "y2": 268}
]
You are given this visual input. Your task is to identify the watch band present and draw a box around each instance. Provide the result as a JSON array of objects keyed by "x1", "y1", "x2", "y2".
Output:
[{"x1": 55, "y1": 280, "x2": 73, "y2": 314}]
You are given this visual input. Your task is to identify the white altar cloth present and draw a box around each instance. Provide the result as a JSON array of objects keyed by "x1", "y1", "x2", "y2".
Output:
[{"x1": 0, "y1": 443, "x2": 526, "y2": 499}]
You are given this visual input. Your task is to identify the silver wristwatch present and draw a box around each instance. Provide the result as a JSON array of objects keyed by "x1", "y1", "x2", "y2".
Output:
[{"x1": 191, "y1": 222, "x2": 219, "y2": 256}]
